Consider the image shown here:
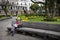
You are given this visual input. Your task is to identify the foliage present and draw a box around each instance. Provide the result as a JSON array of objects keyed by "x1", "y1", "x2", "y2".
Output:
[
  {"x1": 28, "y1": 13, "x2": 37, "y2": 16},
  {"x1": 20, "y1": 16, "x2": 28, "y2": 21},
  {"x1": 10, "y1": 13, "x2": 14, "y2": 16},
  {"x1": 44, "y1": 18, "x2": 57, "y2": 21},
  {"x1": 44, "y1": 15, "x2": 57, "y2": 21},
  {"x1": 45, "y1": 0, "x2": 57, "y2": 21},
  {"x1": 17, "y1": 14, "x2": 28, "y2": 21},
  {"x1": 28, "y1": 16, "x2": 45, "y2": 22},
  {"x1": 27, "y1": 16, "x2": 60, "y2": 24},
  {"x1": 0, "y1": 15, "x2": 10, "y2": 18},
  {"x1": 30, "y1": 3, "x2": 40, "y2": 13},
  {"x1": 28, "y1": 16, "x2": 37, "y2": 19},
  {"x1": 0, "y1": 15, "x2": 6, "y2": 18},
  {"x1": 0, "y1": 15, "x2": 10, "y2": 20}
]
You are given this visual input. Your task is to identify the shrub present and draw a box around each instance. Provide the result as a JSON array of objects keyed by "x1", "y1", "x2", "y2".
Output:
[
  {"x1": 17, "y1": 14, "x2": 28, "y2": 21},
  {"x1": 38, "y1": 13, "x2": 45, "y2": 16},
  {"x1": 6, "y1": 15, "x2": 10, "y2": 17},
  {"x1": 0, "y1": 15, "x2": 6, "y2": 18},
  {"x1": 44, "y1": 18, "x2": 57, "y2": 21},
  {"x1": 21, "y1": 16, "x2": 28, "y2": 20}
]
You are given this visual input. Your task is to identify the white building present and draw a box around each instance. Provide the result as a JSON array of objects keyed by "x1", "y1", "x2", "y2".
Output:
[
  {"x1": 0, "y1": 0, "x2": 45, "y2": 11},
  {"x1": 17, "y1": 0, "x2": 45, "y2": 11},
  {"x1": 17, "y1": 0, "x2": 33, "y2": 11},
  {"x1": 6, "y1": 0, "x2": 33, "y2": 11}
]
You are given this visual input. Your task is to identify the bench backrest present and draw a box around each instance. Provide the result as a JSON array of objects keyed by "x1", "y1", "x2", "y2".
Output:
[{"x1": 22, "y1": 22, "x2": 60, "y2": 32}]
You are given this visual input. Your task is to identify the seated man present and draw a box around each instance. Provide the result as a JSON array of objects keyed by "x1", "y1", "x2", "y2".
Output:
[
  {"x1": 16, "y1": 19, "x2": 22, "y2": 28},
  {"x1": 12, "y1": 17, "x2": 22, "y2": 31}
]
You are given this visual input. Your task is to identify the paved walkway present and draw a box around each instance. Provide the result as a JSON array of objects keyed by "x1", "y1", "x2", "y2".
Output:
[{"x1": 0, "y1": 17, "x2": 43, "y2": 40}]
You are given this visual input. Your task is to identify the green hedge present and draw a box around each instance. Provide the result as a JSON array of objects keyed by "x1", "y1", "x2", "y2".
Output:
[{"x1": 0, "y1": 15, "x2": 10, "y2": 18}]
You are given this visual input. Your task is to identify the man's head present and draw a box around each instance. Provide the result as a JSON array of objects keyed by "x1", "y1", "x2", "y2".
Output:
[{"x1": 16, "y1": 17, "x2": 22, "y2": 21}]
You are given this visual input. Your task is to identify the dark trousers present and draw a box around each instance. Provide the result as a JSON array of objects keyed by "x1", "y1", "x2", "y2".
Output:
[
  {"x1": 17, "y1": 25, "x2": 22, "y2": 28},
  {"x1": 7, "y1": 27, "x2": 15, "y2": 36}
]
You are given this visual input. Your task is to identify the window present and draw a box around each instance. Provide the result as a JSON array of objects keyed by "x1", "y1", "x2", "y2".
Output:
[
  {"x1": 21, "y1": 3, "x2": 22, "y2": 5},
  {"x1": 25, "y1": 3, "x2": 27, "y2": 5},
  {"x1": 21, "y1": 0, "x2": 26, "y2": 1},
  {"x1": 29, "y1": 3, "x2": 30, "y2": 6},
  {"x1": 21, "y1": 0, "x2": 23, "y2": 1},
  {"x1": 17, "y1": 2, "x2": 18, "y2": 5},
  {"x1": 43, "y1": 0, "x2": 44, "y2": 1},
  {"x1": 12, "y1": 2, "x2": 14, "y2": 4},
  {"x1": 24, "y1": 0, "x2": 26, "y2": 1},
  {"x1": 34, "y1": 0, "x2": 36, "y2": 1}
]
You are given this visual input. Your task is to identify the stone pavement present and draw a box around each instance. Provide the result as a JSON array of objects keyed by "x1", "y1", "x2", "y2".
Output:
[{"x1": 0, "y1": 17, "x2": 43, "y2": 40}]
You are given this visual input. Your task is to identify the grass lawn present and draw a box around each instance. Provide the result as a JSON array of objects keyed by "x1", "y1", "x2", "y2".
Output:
[
  {"x1": 0, "y1": 16, "x2": 10, "y2": 20},
  {"x1": 28, "y1": 16, "x2": 60, "y2": 24},
  {"x1": 17, "y1": 15, "x2": 60, "y2": 24},
  {"x1": 28, "y1": 16, "x2": 44, "y2": 22},
  {"x1": 0, "y1": 17, "x2": 7, "y2": 19}
]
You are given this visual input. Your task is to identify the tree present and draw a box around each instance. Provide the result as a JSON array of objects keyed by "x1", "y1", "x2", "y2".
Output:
[
  {"x1": 3, "y1": 6, "x2": 8, "y2": 16},
  {"x1": 45, "y1": 0, "x2": 57, "y2": 21},
  {"x1": 0, "y1": 0, "x2": 14, "y2": 16},
  {"x1": 30, "y1": 3, "x2": 40, "y2": 16},
  {"x1": 1, "y1": 0, "x2": 9, "y2": 16}
]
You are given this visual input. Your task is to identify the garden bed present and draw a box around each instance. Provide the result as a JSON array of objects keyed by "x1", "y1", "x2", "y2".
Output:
[
  {"x1": 27, "y1": 16, "x2": 60, "y2": 24},
  {"x1": 0, "y1": 15, "x2": 11, "y2": 21}
]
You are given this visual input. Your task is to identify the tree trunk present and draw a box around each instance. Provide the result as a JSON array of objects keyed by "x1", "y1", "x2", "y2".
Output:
[
  {"x1": 46, "y1": 0, "x2": 51, "y2": 19},
  {"x1": 5, "y1": 10, "x2": 8, "y2": 16},
  {"x1": 52, "y1": 0, "x2": 57, "y2": 18},
  {"x1": 16, "y1": 11, "x2": 18, "y2": 16},
  {"x1": 34, "y1": 10, "x2": 37, "y2": 16}
]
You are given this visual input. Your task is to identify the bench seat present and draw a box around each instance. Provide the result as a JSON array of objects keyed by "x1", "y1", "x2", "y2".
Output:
[{"x1": 16, "y1": 27, "x2": 60, "y2": 39}]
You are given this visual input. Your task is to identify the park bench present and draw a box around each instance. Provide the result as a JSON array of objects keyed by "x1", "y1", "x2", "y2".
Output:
[
  {"x1": 16, "y1": 27, "x2": 60, "y2": 40},
  {"x1": 12, "y1": 21, "x2": 60, "y2": 40}
]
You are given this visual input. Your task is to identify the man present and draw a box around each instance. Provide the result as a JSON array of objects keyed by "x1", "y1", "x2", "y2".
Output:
[
  {"x1": 12, "y1": 17, "x2": 22, "y2": 30},
  {"x1": 16, "y1": 19, "x2": 22, "y2": 28}
]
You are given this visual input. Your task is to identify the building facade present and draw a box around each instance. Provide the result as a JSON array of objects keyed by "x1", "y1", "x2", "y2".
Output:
[
  {"x1": 17, "y1": 0, "x2": 33, "y2": 11},
  {"x1": 8, "y1": 0, "x2": 45, "y2": 11},
  {"x1": 17, "y1": 0, "x2": 45, "y2": 11},
  {"x1": 0, "y1": 0, "x2": 45, "y2": 15}
]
